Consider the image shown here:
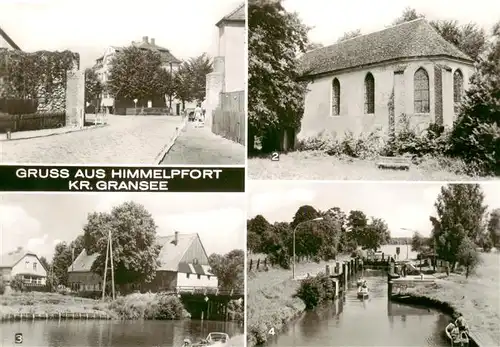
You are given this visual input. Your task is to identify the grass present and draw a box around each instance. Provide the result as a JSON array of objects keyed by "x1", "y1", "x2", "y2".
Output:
[
  {"x1": 0, "y1": 291, "x2": 190, "y2": 321},
  {"x1": 395, "y1": 253, "x2": 500, "y2": 345},
  {"x1": 248, "y1": 151, "x2": 492, "y2": 180},
  {"x1": 247, "y1": 259, "x2": 348, "y2": 346}
]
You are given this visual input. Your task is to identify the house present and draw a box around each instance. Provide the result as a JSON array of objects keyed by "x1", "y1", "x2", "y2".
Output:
[
  {"x1": 93, "y1": 36, "x2": 194, "y2": 115},
  {"x1": 295, "y1": 18, "x2": 474, "y2": 149},
  {"x1": 205, "y1": 3, "x2": 245, "y2": 130},
  {"x1": 0, "y1": 247, "x2": 47, "y2": 285},
  {"x1": 67, "y1": 232, "x2": 218, "y2": 293}
]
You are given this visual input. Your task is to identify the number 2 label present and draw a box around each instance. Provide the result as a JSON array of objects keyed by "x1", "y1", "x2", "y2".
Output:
[{"x1": 271, "y1": 152, "x2": 279, "y2": 161}]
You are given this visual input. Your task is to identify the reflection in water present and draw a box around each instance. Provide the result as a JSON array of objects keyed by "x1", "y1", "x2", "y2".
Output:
[
  {"x1": 0, "y1": 319, "x2": 242, "y2": 347},
  {"x1": 268, "y1": 274, "x2": 450, "y2": 346}
]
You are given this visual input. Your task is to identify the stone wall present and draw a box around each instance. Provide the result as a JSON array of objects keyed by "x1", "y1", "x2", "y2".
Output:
[{"x1": 36, "y1": 77, "x2": 66, "y2": 113}]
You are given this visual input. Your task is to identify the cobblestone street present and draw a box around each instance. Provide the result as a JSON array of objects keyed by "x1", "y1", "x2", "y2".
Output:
[
  {"x1": 160, "y1": 122, "x2": 245, "y2": 165},
  {"x1": 0, "y1": 115, "x2": 184, "y2": 164}
]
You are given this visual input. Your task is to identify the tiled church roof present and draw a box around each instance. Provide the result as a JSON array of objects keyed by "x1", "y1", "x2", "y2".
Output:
[{"x1": 299, "y1": 18, "x2": 474, "y2": 77}]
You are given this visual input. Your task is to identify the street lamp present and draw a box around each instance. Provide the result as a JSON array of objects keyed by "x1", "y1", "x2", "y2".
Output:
[{"x1": 292, "y1": 217, "x2": 324, "y2": 280}]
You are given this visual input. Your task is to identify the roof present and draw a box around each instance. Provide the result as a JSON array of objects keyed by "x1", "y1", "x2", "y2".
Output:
[
  {"x1": 216, "y1": 3, "x2": 245, "y2": 27},
  {"x1": 0, "y1": 248, "x2": 38, "y2": 268},
  {"x1": 0, "y1": 26, "x2": 21, "y2": 51},
  {"x1": 299, "y1": 19, "x2": 474, "y2": 78},
  {"x1": 94, "y1": 42, "x2": 180, "y2": 65},
  {"x1": 68, "y1": 233, "x2": 213, "y2": 275}
]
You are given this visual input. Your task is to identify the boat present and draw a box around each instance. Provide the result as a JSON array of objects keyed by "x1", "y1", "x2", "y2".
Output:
[
  {"x1": 444, "y1": 325, "x2": 469, "y2": 346},
  {"x1": 357, "y1": 286, "x2": 369, "y2": 298},
  {"x1": 190, "y1": 332, "x2": 230, "y2": 346}
]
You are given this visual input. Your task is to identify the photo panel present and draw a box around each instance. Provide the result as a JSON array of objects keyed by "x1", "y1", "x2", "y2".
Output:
[
  {"x1": 0, "y1": 0, "x2": 246, "y2": 192},
  {"x1": 246, "y1": 180, "x2": 500, "y2": 346},
  {"x1": 247, "y1": 0, "x2": 500, "y2": 180},
  {"x1": 0, "y1": 192, "x2": 245, "y2": 347}
]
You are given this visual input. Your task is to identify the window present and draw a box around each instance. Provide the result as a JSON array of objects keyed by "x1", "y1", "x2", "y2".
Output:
[
  {"x1": 197, "y1": 274, "x2": 201, "y2": 280},
  {"x1": 331, "y1": 78, "x2": 340, "y2": 115},
  {"x1": 414, "y1": 68, "x2": 430, "y2": 113},
  {"x1": 453, "y1": 69, "x2": 464, "y2": 113},
  {"x1": 207, "y1": 275, "x2": 211, "y2": 280},
  {"x1": 364, "y1": 73, "x2": 375, "y2": 114},
  {"x1": 186, "y1": 273, "x2": 190, "y2": 279},
  {"x1": 25, "y1": 260, "x2": 29, "y2": 269},
  {"x1": 33, "y1": 262, "x2": 37, "y2": 271}
]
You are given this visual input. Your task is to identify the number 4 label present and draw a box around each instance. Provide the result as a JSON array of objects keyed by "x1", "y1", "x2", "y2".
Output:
[{"x1": 268, "y1": 328, "x2": 275, "y2": 335}]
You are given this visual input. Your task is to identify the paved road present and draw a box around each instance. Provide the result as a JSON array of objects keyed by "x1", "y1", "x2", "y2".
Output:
[
  {"x1": 161, "y1": 122, "x2": 245, "y2": 165},
  {"x1": 0, "y1": 115, "x2": 183, "y2": 164}
]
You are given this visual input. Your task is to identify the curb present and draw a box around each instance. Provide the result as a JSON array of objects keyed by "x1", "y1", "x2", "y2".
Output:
[
  {"x1": 1, "y1": 124, "x2": 108, "y2": 142},
  {"x1": 154, "y1": 117, "x2": 189, "y2": 165}
]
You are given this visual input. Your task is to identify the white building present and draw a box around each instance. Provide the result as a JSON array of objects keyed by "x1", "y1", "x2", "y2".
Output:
[{"x1": 0, "y1": 247, "x2": 48, "y2": 285}]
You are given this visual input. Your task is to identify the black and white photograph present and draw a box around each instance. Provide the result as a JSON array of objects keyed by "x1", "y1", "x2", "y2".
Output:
[
  {"x1": 0, "y1": 0, "x2": 245, "y2": 165},
  {"x1": 248, "y1": 0, "x2": 500, "y2": 180},
  {"x1": 0, "y1": 193, "x2": 245, "y2": 347},
  {"x1": 247, "y1": 180, "x2": 500, "y2": 346}
]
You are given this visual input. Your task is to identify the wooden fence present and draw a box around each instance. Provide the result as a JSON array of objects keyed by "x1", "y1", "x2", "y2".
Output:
[
  {"x1": 247, "y1": 257, "x2": 270, "y2": 272},
  {"x1": 0, "y1": 112, "x2": 65, "y2": 133},
  {"x1": 212, "y1": 91, "x2": 245, "y2": 145}
]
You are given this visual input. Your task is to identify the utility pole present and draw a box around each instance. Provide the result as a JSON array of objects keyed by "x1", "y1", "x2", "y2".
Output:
[{"x1": 101, "y1": 229, "x2": 116, "y2": 300}]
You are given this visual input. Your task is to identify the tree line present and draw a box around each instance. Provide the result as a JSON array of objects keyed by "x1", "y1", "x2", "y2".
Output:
[
  {"x1": 85, "y1": 49, "x2": 213, "y2": 110},
  {"x1": 249, "y1": 2, "x2": 500, "y2": 175},
  {"x1": 34, "y1": 201, "x2": 243, "y2": 293},
  {"x1": 247, "y1": 205, "x2": 391, "y2": 269},
  {"x1": 411, "y1": 184, "x2": 499, "y2": 278}
]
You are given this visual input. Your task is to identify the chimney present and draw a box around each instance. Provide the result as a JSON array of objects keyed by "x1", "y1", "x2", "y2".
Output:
[
  {"x1": 150, "y1": 38, "x2": 155, "y2": 46},
  {"x1": 174, "y1": 231, "x2": 179, "y2": 245},
  {"x1": 142, "y1": 36, "x2": 149, "y2": 43}
]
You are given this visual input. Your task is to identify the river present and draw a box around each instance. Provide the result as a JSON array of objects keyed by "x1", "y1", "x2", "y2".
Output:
[
  {"x1": 267, "y1": 271, "x2": 450, "y2": 346},
  {"x1": 0, "y1": 319, "x2": 242, "y2": 347}
]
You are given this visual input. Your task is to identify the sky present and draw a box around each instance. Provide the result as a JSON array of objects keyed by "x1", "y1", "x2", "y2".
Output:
[
  {"x1": 0, "y1": 192, "x2": 245, "y2": 261},
  {"x1": 248, "y1": 181, "x2": 500, "y2": 238},
  {"x1": 0, "y1": 0, "x2": 242, "y2": 68},
  {"x1": 283, "y1": 0, "x2": 500, "y2": 46}
]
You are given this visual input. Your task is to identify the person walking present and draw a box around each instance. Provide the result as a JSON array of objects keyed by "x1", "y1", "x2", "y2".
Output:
[{"x1": 194, "y1": 103, "x2": 203, "y2": 127}]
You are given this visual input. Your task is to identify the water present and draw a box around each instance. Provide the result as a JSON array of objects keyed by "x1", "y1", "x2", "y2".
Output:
[
  {"x1": 267, "y1": 272, "x2": 450, "y2": 346},
  {"x1": 0, "y1": 319, "x2": 242, "y2": 347}
]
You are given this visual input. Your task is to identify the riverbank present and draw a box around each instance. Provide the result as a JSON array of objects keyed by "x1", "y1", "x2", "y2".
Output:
[
  {"x1": 247, "y1": 272, "x2": 305, "y2": 346},
  {"x1": 390, "y1": 272, "x2": 500, "y2": 346},
  {"x1": 0, "y1": 292, "x2": 190, "y2": 321}
]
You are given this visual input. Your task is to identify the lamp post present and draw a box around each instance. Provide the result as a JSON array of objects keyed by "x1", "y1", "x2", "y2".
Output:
[{"x1": 292, "y1": 217, "x2": 324, "y2": 280}]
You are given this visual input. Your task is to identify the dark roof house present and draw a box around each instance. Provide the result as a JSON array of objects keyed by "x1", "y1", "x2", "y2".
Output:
[
  {"x1": 299, "y1": 19, "x2": 474, "y2": 78},
  {"x1": 216, "y1": 3, "x2": 245, "y2": 27},
  {"x1": 68, "y1": 232, "x2": 214, "y2": 276}
]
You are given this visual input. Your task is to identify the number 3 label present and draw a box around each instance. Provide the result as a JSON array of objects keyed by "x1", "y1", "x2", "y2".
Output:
[
  {"x1": 268, "y1": 328, "x2": 275, "y2": 335},
  {"x1": 15, "y1": 333, "x2": 23, "y2": 344}
]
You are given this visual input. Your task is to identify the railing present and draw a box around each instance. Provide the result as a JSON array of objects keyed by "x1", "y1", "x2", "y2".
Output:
[{"x1": 175, "y1": 286, "x2": 243, "y2": 297}]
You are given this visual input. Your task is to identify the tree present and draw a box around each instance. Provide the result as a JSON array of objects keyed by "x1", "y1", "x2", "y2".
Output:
[
  {"x1": 337, "y1": 29, "x2": 362, "y2": 43},
  {"x1": 39, "y1": 256, "x2": 50, "y2": 272},
  {"x1": 183, "y1": 53, "x2": 213, "y2": 102},
  {"x1": 392, "y1": 7, "x2": 424, "y2": 25},
  {"x1": 84, "y1": 68, "x2": 103, "y2": 104},
  {"x1": 247, "y1": 214, "x2": 272, "y2": 253},
  {"x1": 361, "y1": 217, "x2": 390, "y2": 251},
  {"x1": 291, "y1": 205, "x2": 320, "y2": 229},
  {"x1": 83, "y1": 201, "x2": 161, "y2": 288},
  {"x1": 456, "y1": 237, "x2": 482, "y2": 278},
  {"x1": 51, "y1": 235, "x2": 85, "y2": 286},
  {"x1": 248, "y1": 0, "x2": 309, "y2": 152},
  {"x1": 208, "y1": 249, "x2": 244, "y2": 291},
  {"x1": 347, "y1": 210, "x2": 368, "y2": 247},
  {"x1": 449, "y1": 22, "x2": 500, "y2": 175},
  {"x1": 173, "y1": 64, "x2": 195, "y2": 110},
  {"x1": 154, "y1": 68, "x2": 176, "y2": 111},
  {"x1": 429, "y1": 184, "x2": 488, "y2": 269},
  {"x1": 108, "y1": 47, "x2": 165, "y2": 103},
  {"x1": 411, "y1": 232, "x2": 427, "y2": 253},
  {"x1": 488, "y1": 208, "x2": 500, "y2": 248}
]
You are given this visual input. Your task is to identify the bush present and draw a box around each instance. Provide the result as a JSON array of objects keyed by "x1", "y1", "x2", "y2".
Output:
[
  {"x1": 0, "y1": 98, "x2": 38, "y2": 115},
  {"x1": 10, "y1": 275, "x2": 25, "y2": 292},
  {"x1": 108, "y1": 292, "x2": 190, "y2": 320},
  {"x1": 226, "y1": 299, "x2": 244, "y2": 324},
  {"x1": 0, "y1": 278, "x2": 5, "y2": 295},
  {"x1": 295, "y1": 273, "x2": 336, "y2": 309}
]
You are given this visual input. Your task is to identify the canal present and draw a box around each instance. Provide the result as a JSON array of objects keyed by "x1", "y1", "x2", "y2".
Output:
[
  {"x1": 0, "y1": 319, "x2": 242, "y2": 347},
  {"x1": 267, "y1": 271, "x2": 450, "y2": 346}
]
